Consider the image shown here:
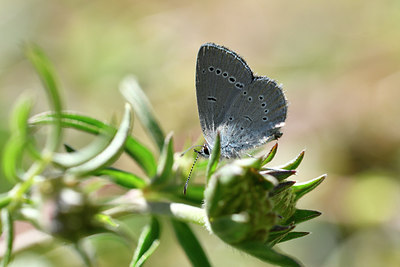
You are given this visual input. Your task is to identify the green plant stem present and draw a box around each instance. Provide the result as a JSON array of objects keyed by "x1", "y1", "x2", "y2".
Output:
[
  {"x1": 73, "y1": 242, "x2": 92, "y2": 267},
  {"x1": 104, "y1": 193, "x2": 206, "y2": 225},
  {"x1": 8, "y1": 158, "x2": 51, "y2": 212},
  {"x1": 1, "y1": 209, "x2": 13, "y2": 267}
]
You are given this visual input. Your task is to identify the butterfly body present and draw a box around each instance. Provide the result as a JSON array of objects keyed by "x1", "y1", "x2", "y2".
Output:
[{"x1": 195, "y1": 43, "x2": 288, "y2": 158}]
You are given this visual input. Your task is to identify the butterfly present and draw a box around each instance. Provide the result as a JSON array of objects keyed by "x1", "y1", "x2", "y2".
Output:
[{"x1": 195, "y1": 43, "x2": 287, "y2": 159}]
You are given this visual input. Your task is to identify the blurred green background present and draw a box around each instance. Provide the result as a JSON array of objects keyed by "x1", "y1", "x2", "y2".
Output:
[{"x1": 1, "y1": 0, "x2": 400, "y2": 266}]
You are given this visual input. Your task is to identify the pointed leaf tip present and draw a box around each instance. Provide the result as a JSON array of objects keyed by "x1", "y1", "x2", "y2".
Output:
[
  {"x1": 262, "y1": 143, "x2": 278, "y2": 165},
  {"x1": 278, "y1": 232, "x2": 310, "y2": 243},
  {"x1": 120, "y1": 76, "x2": 165, "y2": 152},
  {"x1": 279, "y1": 150, "x2": 305, "y2": 170},
  {"x1": 152, "y1": 132, "x2": 174, "y2": 186},
  {"x1": 293, "y1": 174, "x2": 326, "y2": 201},
  {"x1": 284, "y1": 209, "x2": 322, "y2": 225}
]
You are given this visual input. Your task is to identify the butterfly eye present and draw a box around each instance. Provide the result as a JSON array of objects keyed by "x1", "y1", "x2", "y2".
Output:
[{"x1": 203, "y1": 146, "x2": 210, "y2": 155}]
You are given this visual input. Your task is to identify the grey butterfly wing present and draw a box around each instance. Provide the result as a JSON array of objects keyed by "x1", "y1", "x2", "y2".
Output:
[
  {"x1": 196, "y1": 43, "x2": 253, "y2": 148},
  {"x1": 220, "y1": 77, "x2": 287, "y2": 157}
]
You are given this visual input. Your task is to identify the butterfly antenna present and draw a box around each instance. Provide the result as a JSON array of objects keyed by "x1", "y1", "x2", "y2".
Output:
[
  {"x1": 183, "y1": 152, "x2": 200, "y2": 195},
  {"x1": 180, "y1": 145, "x2": 203, "y2": 157}
]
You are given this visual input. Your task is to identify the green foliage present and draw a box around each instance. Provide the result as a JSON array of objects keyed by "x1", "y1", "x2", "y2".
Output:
[
  {"x1": 171, "y1": 219, "x2": 211, "y2": 267},
  {"x1": 206, "y1": 132, "x2": 220, "y2": 180},
  {"x1": 30, "y1": 112, "x2": 157, "y2": 177},
  {"x1": 152, "y1": 133, "x2": 174, "y2": 186},
  {"x1": 0, "y1": 45, "x2": 325, "y2": 267},
  {"x1": 25, "y1": 44, "x2": 63, "y2": 153},
  {"x1": 2, "y1": 96, "x2": 33, "y2": 183},
  {"x1": 131, "y1": 217, "x2": 160, "y2": 267},
  {"x1": 1, "y1": 209, "x2": 13, "y2": 267},
  {"x1": 120, "y1": 76, "x2": 165, "y2": 152}
]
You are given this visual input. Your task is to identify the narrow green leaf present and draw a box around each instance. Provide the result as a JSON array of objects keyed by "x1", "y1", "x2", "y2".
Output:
[
  {"x1": 131, "y1": 217, "x2": 160, "y2": 267},
  {"x1": 283, "y1": 209, "x2": 322, "y2": 225},
  {"x1": 267, "y1": 225, "x2": 295, "y2": 246},
  {"x1": 172, "y1": 185, "x2": 205, "y2": 206},
  {"x1": 125, "y1": 138, "x2": 157, "y2": 177},
  {"x1": 292, "y1": 174, "x2": 326, "y2": 201},
  {"x1": 1, "y1": 209, "x2": 14, "y2": 267},
  {"x1": 269, "y1": 181, "x2": 296, "y2": 197},
  {"x1": 53, "y1": 129, "x2": 114, "y2": 168},
  {"x1": 62, "y1": 144, "x2": 147, "y2": 188},
  {"x1": 278, "y1": 150, "x2": 305, "y2": 170},
  {"x1": 95, "y1": 214, "x2": 119, "y2": 228},
  {"x1": 171, "y1": 219, "x2": 211, "y2": 267},
  {"x1": 269, "y1": 224, "x2": 295, "y2": 234},
  {"x1": 2, "y1": 95, "x2": 34, "y2": 183},
  {"x1": 0, "y1": 195, "x2": 12, "y2": 209},
  {"x1": 206, "y1": 132, "x2": 220, "y2": 180},
  {"x1": 31, "y1": 112, "x2": 107, "y2": 133},
  {"x1": 2, "y1": 137, "x2": 25, "y2": 184},
  {"x1": 120, "y1": 76, "x2": 165, "y2": 152},
  {"x1": 30, "y1": 112, "x2": 157, "y2": 177},
  {"x1": 277, "y1": 232, "x2": 310, "y2": 243},
  {"x1": 9, "y1": 95, "x2": 33, "y2": 138},
  {"x1": 25, "y1": 44, "x2": 63, "y2": 153},
  {"x1": 152, "y1": 133, "x2": 174, "y2": 186},
  {"x1": 96, "y1": 168, "x2": 147, "y2": 189},
  {"x1": 262, "y1": 143, "x2": 278, "y2": 165},
  {"x1": 67, "y1": 104, "x2": 133, "y2": 176},
  {"x1": 261, "y1": 169, "x2": 296, "y2": 181},
  {"x1": 30, "y1": 112, "x2": 98, "y2": 134},
  {"x1": 237, "y1": 241, "x2": 301, "y2": 267}
]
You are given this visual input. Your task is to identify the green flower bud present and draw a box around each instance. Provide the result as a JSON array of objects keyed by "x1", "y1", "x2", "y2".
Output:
[
  {"x1": 202, "y1": 146, "x2": 325, "y2": 267},
  {"x1": 37, "y1": 177, "x2": 102, "y2": 242},
  {"x1": 204, "y1": 158, "x2": 297, "y2": 245}
]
